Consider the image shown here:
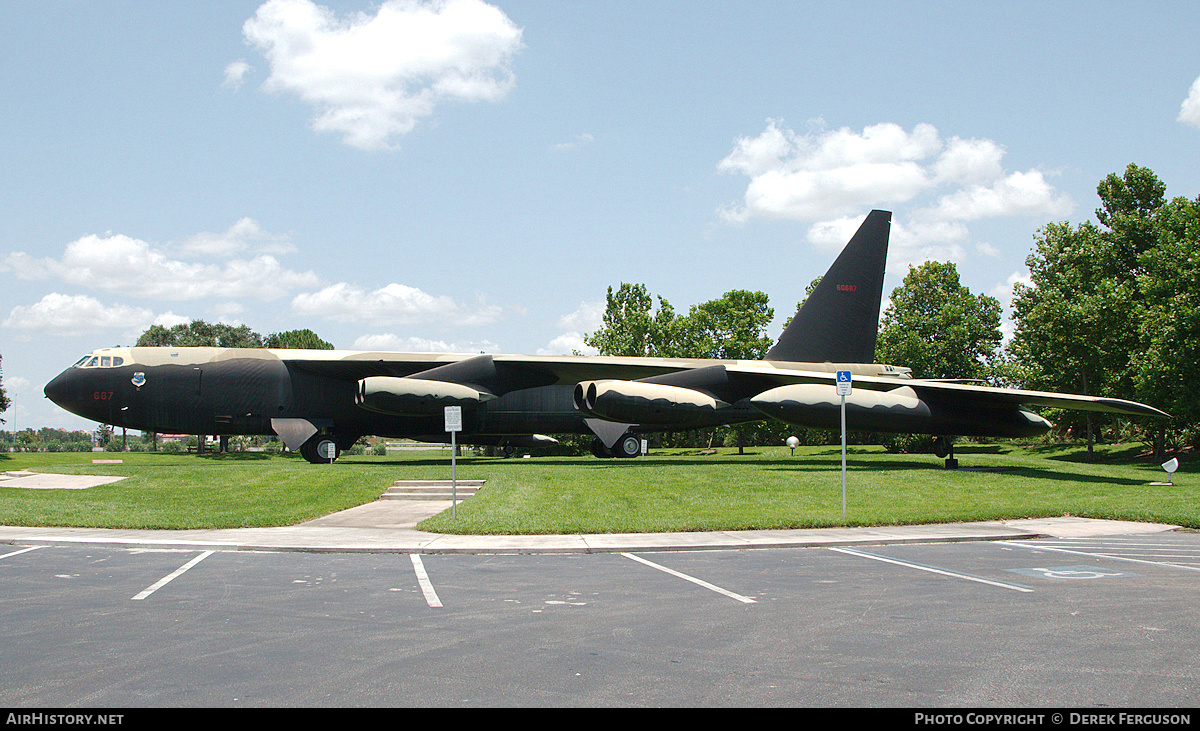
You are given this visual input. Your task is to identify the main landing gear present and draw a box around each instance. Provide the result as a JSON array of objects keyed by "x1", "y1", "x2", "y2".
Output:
[
  {"x1": 299, "y1": 432, "x2": 358, "y2": 464},
  {"x1": 591, "y1": 432, "x2": 641, "y2": 459}
]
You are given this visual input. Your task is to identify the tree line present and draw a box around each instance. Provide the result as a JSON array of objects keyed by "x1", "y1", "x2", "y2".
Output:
[{"x1": 135, "y1": 323, "x2": 334, "y2": 349}]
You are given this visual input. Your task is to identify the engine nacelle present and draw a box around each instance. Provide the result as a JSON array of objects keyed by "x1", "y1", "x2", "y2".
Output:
[
  {"x1": 574, "y1": 379, "x2": 729, "y2": 427},
  {"x1": 750, "y1": 384, "x2": 933, "y2": 433},
  {"x1": 357, "y1": 376, "x2": 496, "y2": 416}
]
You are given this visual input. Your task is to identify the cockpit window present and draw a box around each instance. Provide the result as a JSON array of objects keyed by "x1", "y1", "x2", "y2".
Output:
[{"x1": 73, "y1": 355, "x2": 125, "y2": 368}]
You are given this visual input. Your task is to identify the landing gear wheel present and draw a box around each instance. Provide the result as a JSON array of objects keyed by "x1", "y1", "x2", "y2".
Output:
[
  {"x1": 591, "y1": 438, "x2": 614, "y2": 458},
  {"x1": 300, "y1": 436, "x2": 340, "y2": 464},
  {"x1": 934, "y1": 436, "x2": 957, "y2": 469},
  {"x1": 613, "y1": 433, "x2": 641, "y2": 458}
]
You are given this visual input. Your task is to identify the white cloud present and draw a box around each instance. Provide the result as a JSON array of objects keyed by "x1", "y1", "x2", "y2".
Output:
[
  {"x1": 243, "y1": 0, "x2": 524, "y2": 150},
  {"x1": 351, "y1": 333, "x2": 499, "y2": 353},
  {"x1": 4, "y1": 225, "x2": 317, "y2": 301},
  {"x1": 928, "y1": 170, "x2": 1072, "y2": 221},
  {"x1": 552, "y1": 133, "x2": 594, "y2": 152},
  {"x1": 153, "y1": 311, "x2": 192, "y2": 328},
  {"x1": 1179, "y1": 74, "x2": 1200, "y2": 129},
  {"x1": 719, "y1": 119, "x2": 1073, "y2": 262},
  {"x1": 976, "y1": 241, "x2": 1001, "y2": 258},
  {"x1": 1, "y1": 293, "x2": 155, "y2": 336},
  {"x1": 223, "y1": 60, "x2": 251, "y2": 90},
  {"x1": 885, "y1": 217, "x2": 968, "y2": 274},
  {"x1": 931, "y1": 137, "x2": 1005, "y2": 185},
  {"x1": 990, "y1": 269, "x2": 1033, "y2": 306},
  {"x1": 176, "y1": 217, "x2": 294, "y2": 258},
  {"x1": 292, "y1": 281, "x2": 501, "y2": 326},
  {"x1": 991, "y1": 270, "x2": 1033, "y2": 346},
  {"x1": 533, "y1": 301, "x2": 603, "y2": 355},
  {"x1": 719, "y1": 122, "x2": 939, "y2": 222},
  {"x1": 557, "y1": 300, "x2": 603, "y2": 332},
  {"x1": 537, "y1": 332, "x2": 596, "y2": 357}
]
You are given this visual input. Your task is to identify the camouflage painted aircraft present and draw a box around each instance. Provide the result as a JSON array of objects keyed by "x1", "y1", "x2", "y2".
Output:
[{"x1": 44, "y1": 210, "x2": 1167, "y2": 464}]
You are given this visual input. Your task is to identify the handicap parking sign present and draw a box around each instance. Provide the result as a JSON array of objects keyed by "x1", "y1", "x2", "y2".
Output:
[{"x1": 836, "y1": 370, "x2": 852, "y2": 396}]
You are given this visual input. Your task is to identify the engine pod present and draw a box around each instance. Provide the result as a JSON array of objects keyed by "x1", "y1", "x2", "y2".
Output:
[
  {"x1": 578, "y1": 379, "x2": 729, "y2": 427},
  {"x1": 750, "y1": 384, "x2": 932, "y2": 433},
  {"x1": 357, "y1": 376, "x2": 496, "y2": 416}
]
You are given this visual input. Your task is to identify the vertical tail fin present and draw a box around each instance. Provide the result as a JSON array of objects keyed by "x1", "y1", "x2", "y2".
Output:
[{"x1": 765, "y1": 209, "x2": 891, "y2": 363}]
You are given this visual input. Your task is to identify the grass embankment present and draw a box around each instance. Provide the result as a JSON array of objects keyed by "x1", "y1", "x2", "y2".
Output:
[{"x1": 0, "y1": 443, "x2": 1193, "y2": 533}]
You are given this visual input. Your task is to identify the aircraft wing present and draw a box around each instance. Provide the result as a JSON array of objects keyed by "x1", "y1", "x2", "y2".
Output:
[
  {"x1": 720, "y1": 364, "x2": 1169, "y2": 418},
  {"x1": 901, "y1": 379, "x2": 1170, "y2": 418},
  {"x1": 281, "y1": 351, "x2": 711, "y2": 395}
]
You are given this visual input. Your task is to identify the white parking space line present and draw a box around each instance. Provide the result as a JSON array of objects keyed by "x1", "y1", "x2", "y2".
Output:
[
  {"x1": 132, "y1": 550, "x2": 214, "y2": 601},
  {"x1": 829, "y1": 547, "x2": 1034, "y2": 593},
  {"x1": 0, "y1": 546, "x2": 42, "y2": 561},
  {"x1": 621, "y1": 553, "x2": 757, "y2": 604},
  {"x1": 998, "y1": 541, "x2": 1200, "y2": 573},
  {"x1": 410, "y1": 554, "x2": 443, "y2": 608}
]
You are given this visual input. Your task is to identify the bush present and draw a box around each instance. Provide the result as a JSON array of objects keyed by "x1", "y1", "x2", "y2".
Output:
[{"x1": 881, "y1": 433, "x2": 938, "y2": 454}]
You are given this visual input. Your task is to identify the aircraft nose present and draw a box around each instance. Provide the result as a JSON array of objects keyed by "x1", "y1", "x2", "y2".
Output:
[{"x1": 44, "y1": 369, "x2": 76, "y2": 406}]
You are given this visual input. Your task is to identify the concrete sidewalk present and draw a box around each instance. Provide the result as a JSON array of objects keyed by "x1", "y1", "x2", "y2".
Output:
[{"x1": 0, "y1": 509, "x2": 1180, "y2": 555}]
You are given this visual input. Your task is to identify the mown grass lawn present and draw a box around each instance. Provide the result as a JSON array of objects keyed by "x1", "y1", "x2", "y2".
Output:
[{"x1": 0, "y1": 443, "x2": 1193, "y2": 533}]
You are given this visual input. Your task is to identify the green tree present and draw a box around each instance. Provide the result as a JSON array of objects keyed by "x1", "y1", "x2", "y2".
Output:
[
  {"x1": 1128, "y1": 190, "x2": 1200, "y2": 445},
  {"x1": 1010, "y1": 164, "x2": 1182, "y2": 456},
  {"x1": 263, "y1": 329, "x2": 335, "y2": 349},
  {"x1": 679, "y1": 290, "x2": 774, "y2": 360},
  {"x1": 136, "y1": 321, "x2": 334, "y2": 350},
  {"x1": 876, "y1": 261, "x2": 1002, "y2": 380},
  {"x1": 0, "y1": 354, "x2": 10, "y2": 422},
  {"x1": 137, "y1": 320, "x2": 264, "y2": 348},
  {"x1": 585, "y1": 283, "x2": 680, "y2": 357}
]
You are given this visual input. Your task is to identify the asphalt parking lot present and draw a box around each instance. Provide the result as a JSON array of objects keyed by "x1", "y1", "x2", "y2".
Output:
[{"x1": 3, "y1": 529, "x2": 1199, "y2": 707}]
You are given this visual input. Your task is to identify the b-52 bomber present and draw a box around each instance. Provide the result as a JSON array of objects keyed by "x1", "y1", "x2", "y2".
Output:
[{"x1": 44, "y1": 210, "x2": 1167, "y2": 464}]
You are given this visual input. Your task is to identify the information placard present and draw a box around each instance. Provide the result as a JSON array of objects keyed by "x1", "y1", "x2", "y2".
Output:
[{"x1": 444, "y1": 405, "x2": 462, "y2": 433}]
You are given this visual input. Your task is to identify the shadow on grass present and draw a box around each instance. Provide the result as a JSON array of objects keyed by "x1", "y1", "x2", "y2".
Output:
[
  {"x1": 1019, "y1": 442, "x2": 1157, "y2": 463},
  {"x1": 342, "y1": 452, "x2": 1154, "y2": 488},
  {"x1": 195, "y1": 451, "x2": 275, "y2": 461}
]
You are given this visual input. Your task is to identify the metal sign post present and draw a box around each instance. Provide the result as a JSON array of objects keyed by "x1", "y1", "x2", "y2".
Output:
[
  {"x1": 836, "y1": 370, "x2": 852, "y2": 519},
  {"x1": 444, "y1": 406, "x2": 463, "y2": 519}
]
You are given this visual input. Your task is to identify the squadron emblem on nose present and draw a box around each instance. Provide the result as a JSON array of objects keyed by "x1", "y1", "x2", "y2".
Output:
[{"x1": 131, "y1": 372, "x2": 146, "y2": 389}]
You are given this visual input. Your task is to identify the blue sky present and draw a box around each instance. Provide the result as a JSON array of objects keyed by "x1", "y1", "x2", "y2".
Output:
[{"x1": 3, "y1": 0, "x2": 1200, "y2": 430}]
